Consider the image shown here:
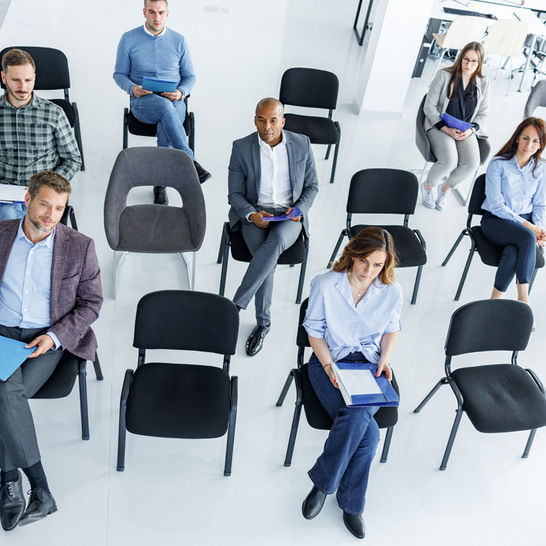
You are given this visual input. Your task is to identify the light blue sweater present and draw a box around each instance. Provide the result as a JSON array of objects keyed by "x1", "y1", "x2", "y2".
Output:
[{"x1": 113, "y1": 26, "x2": 196, "y2": 97}]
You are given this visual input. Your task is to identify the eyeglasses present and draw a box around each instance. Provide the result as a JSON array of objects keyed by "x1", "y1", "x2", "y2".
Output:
[{"x1": 462, "y1": 57, "x2": 479, "y2": 65}]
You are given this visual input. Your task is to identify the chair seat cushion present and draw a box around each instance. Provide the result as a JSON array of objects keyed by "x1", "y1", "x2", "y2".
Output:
[
  {"x1": 126, "y1": 362, "x2": 231, "y2": 439},
  {"x1": 127, "y1": 111, "x2": 157, "y2": 136},
  {"x1": 451, "y1": 364, "x2": 546, "y2": 433},
  {"x1": 351, "y1": 225, "x2": 427, "y2": 267},
  {"x1": 472, "y1": 226, "x2": 545, "y2": 268},
  {"x1": 32, "y1": 352, "x2": 79, "y2": 399},
  {"x1": 284, "y1": 114, "x2": 339, "y2": 145},
  {"x1": 118, "y1": 205, "x2": 198, "y2": 252}
]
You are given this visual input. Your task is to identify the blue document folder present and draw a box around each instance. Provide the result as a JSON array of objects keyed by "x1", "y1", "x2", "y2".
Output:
[
  {"x1": 262, "y1": 206, "x2": 303, "y2": 222},
  {"x1": 142, "y1": 77, "x2": 178, "y2": 93},
  {"x1": 441, "y1": 113, "x2": 473, "y2": 133},
  {"x1": 332, "y1": 361, "x2": 399, "y2": 407},
  {"x1": 0, "y1": 335, "x2": 37, "y2": 381}
]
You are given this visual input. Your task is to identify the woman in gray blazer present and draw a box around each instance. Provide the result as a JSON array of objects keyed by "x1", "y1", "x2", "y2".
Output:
[{"x1": 423, "y1": 42, "x2": 489, "y2": 211}]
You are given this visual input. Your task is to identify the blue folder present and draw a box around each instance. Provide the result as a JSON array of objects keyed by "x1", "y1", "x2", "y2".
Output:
[
  {"x1": 0, "y1": 336, "x2": 37, "y2": 381},
  {"x1": 142, "y1": 77, "x2": 178, "y2": 93},
  {"x1": 441, "y1": 113, "x2": 473, "y2": 133},
  {"x1": 262, "y1": 206, "x2": 303, "y2": 222}
]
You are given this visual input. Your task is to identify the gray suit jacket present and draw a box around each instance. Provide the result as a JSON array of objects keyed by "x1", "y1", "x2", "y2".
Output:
[
  {"x1": 0, "y1": 221, "x2": 103, "y2": 361},
  {"x1": 227, "y1": 130, "x2": 319, "y2": 235}
]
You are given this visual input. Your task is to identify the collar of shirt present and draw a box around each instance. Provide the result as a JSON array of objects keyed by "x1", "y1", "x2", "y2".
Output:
[
  {"x1": 143, "y1": 24, "x2": 167, "y2": 37},
  {"x1": 257, "y1": 129, "x2": 287, "y2": 153},
  {"x1": 16, "y1": 218, "x2": 56, "y2": 249},
  {"x1": 257, "y1": 130, "x2": 292, "y2": 208},
  {"x1": 335, "y1": 271, "x2": 385, "y2": 309}
]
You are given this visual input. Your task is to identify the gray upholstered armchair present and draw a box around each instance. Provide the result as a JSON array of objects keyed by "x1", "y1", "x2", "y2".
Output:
[
  {"x1": 104, "y1": 147, "x2": 206, "y2": 298},
  {"x1": 524, "y1": 80, "x2": 546, "y2": 119}
]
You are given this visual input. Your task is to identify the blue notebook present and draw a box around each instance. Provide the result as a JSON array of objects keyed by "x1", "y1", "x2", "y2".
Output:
[
  {"x1": 0, "y1": 336, "x2": 37, "y2": 381},
  {"x1": 262, "y1": 206, "x2": 303, "y2": 222},
  {"x1": 142, "y1": 77, "x2": 178, "y2": 93},
  {"x1": 441, "y1": 113, "x2": 473, "y2": 133},
  {"x1": 332, "y1": 361, "x2": 399, "y2": 407}
]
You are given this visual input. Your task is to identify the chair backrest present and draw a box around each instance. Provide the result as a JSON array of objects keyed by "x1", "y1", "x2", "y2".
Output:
[
  {"x1": 280, "y1": 68, "x2": 339, "y2": 111},
  {"x1": 104, "y1": 147, "x2": 205, "y2": 252},
  {"x1": 346, "y1": 169, "x2": 419, "y2": 215},
  {"x1": 483, "y1": 19, "x2": 529, "y2": 58},
  {"x1": 468, "y1": 173, "x2": 487, "y2": 217},
  {"x1": 0, "y1": 46, "x2": 70, "y2": 91},
  {"x1": 524, "y1": 80, "x2": 546, "y2": 118},
  {"x1": 134, "y1": 290, "x2": 239, "y2": 356},
  {"x1": 415, "y1": 94, "x2": 437, "y2": 163},
  {"x1": 439, "y1": 16, "x2": 490, "y2": 50},
  {"x1": 445, "y1": 299, "x2": 533, "y2": 357}
]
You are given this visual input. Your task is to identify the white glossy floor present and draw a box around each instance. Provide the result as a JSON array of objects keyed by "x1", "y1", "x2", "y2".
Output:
[{"x1": 2, "y1": 1, "x2": 546, "y2": 544}]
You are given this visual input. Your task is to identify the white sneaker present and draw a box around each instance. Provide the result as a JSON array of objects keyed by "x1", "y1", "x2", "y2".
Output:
[
  {"x1": 436, "y1": 187, "x2": 449, "y2": 211},
  {"x1": 421, "y1": 183, "x2": 435, "y2": 209}
]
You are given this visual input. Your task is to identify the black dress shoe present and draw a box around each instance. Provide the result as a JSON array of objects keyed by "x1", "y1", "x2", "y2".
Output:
[
  {"x1": 193, "y1": 161, "x2": 211, "y2": 184},
  {"x1": 245, "y1": 324, "x2": 270, "y2": 356},
  {"x1": 343, "y1": 511, "x2": 366, "y2": 539},
  {"x1": 153, "y1": 186, "x2": 169, "y2": 205},
  {"x1": 18, "y1": 488, "x2": 57, "y2": 527},
  {"x1": 302, "y1": 486, "x2": 327, "y2": 520},
  {"x1": 0, "y1": 473, "x2": 26, "y2": 531}
]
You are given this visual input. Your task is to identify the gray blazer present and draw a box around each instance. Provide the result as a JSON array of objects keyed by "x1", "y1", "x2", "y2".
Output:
[
  {"x1": 424, "y1": 69, "x2": 489, "y2": 138},
  {"x1": 227, "y1": 130, "x2": 319, "y2": 235},
  {"x1": 0, "y1": 221, "x2": 103, "y2": 361}
]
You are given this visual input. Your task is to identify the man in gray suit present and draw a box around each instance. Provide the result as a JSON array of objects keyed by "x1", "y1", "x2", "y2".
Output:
[
  {"x1": 228, "y1": 98, "x2": 319, "y2": 356},
  {"x1": 0, "y1": 171, "x2": 102, "y2": 531}
]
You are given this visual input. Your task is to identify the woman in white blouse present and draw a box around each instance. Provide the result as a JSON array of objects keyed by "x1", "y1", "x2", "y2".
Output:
[{"x1": 301, "y1": 227, "x2": 403, "y2": 540}]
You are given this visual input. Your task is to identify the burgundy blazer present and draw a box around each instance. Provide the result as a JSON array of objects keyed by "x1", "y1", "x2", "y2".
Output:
[{"x1": 0, "y1": 220, "x2": 103, "y2": 361}]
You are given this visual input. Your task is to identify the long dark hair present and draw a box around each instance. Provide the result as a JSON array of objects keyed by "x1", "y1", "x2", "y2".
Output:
[
  {"x1": 495, "y1": 117, "x2": 546, "y2": 176},
  {"x1": 445, "y1": 42, "x2": 485, "y2": 100},
  {"x1": 332, "y1": 227, "x2": 398, "y2": 285}
]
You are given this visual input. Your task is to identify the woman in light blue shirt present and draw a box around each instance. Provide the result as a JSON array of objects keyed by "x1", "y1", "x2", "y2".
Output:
[
  {"x1": 301, "y1": 227, "x2": 402, "y2": 540},
  {"x1": 481, "y1": 117, "x2": 546, "y2": 308}
]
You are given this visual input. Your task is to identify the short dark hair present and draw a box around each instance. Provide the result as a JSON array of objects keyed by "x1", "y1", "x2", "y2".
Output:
[
  {"x1": 332, "y1": 227, "x2": 398, "y2": 284},
  {"x1": 1, "y1": 48, "x2": 35, "y2": 73},
  {"x1": 144, "y1": 0, "x2": 168, "y2": 7},
  {"x1": 28, "y1": 171, "x2": 71, "y2": 200}
]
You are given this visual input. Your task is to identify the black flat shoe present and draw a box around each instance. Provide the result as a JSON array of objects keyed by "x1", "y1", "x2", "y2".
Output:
[
  {"x1": 302, "y1": 486, "x2": 327, "y2": 520},
  {"x1": 245, "y1": 324, "x2": 270, "y2": 356},
  {"x1": 153, "y1": 186, "x2": 168, "y2": 205},
  {"x1": 18, "y1": 488, "x2": 57, "y2": 527},
  {"x1": 194, "y1": 161, "x2": 211, "y2": 184},
  {"x1": 0, "y1": 473, "x2": 26, "y2": 531},
  {"x1": 343, "y1": 511, "x2": 365, "y2": 539}
]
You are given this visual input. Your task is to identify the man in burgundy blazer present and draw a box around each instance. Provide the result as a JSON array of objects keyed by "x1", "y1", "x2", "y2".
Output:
[{"x1": 0, "y1": 171, "x2": 102, "y2": 531}]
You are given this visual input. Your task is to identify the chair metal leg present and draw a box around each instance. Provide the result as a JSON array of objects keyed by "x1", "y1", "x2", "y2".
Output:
[
  {"x1": 219, "y1": 232, "x2": 230, "y2": 297},
  {"x1": 113, "y1": 251, "x2": 129, "y2": 300},
  {"x1": 442, "y1": 230, "x2": 466, "y2": 266},
  {"x1": 92, "y1": 351, "x2": 104, "y2": 381},
  {"x1": 327, "y1": 230, "x2": 347, "y2": 269},
  {"x1": 123, "y1": 108, "x2": 129, "y2": 150},
  {"x1": 454, "y1": 248, "x2": 476, "y2": 301},
  {"x1": 325, "y1": 144, "x2": 332, "y2": 160},
  {"x1": 295, "y1": 246, "x2": 309, "y2": 304},
  {"x1": 414, "y1": 378, "x2": 448, "y2": 413},
  {"x1": 329, "y1": 124, "x2": 341, "y2": 184},
  {"x1": 284, "y1": 370, "x2": 303, "y2": 467},
  {"x1": 440, "y1": 407, "x2": 464, "y2": 470},
  {"x1": 77, "y1": 360, "x2": 90, "y2": 440},
  {"x1": 453, "y1": 188, "x2": 466, "y2": 206},
  {"x1": 276, "y1": 370, "x2": 295, "y2": 407},
  {"x1": 379, "y1": 426, "x2": 394, "y2": 463},
  {"x1": 117, "y1": 369, "x2": 133, "y2": 471},
  {"x1": 224, "y1": 376, "x2": 238, "y2": 476},
  {"x1": 410, "y1": 265, "x2": 423, "y2": 305},
  {"x1": 522, "y1": 428, "x2": 537, "y2": 458},
  {"x1": 217, "y1": 224, "x2": 227, "y2": 264}
]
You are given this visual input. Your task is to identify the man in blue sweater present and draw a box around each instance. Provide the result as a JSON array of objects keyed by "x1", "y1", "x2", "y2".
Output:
[{"x1": 114, "y1": 0, "x2": 210, "y2": 204}]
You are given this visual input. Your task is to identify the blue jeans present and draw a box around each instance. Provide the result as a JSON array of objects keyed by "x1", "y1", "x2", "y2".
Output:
[
  {"x1": 130, "y1": 94, "x2": 194, "y2": 159},
  {"x1": 0, "y1": 202, "x2": 26, "y2": 220},
  {"x1": 307, "y1": 353, "x2": 380, "y2": 515}
]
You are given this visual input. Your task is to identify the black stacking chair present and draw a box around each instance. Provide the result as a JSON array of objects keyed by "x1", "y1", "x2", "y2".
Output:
[
  {"x1": 279, "y1": 68, "x2": 341, "y2": 184},
  {"x1": 117, "y1": 291, "x2": 239, "y2": 476},
  {"x1": 442, "y1": 174, "x2": 544, "y2": 301},
  {"x1": 0, "y1": 46, "x2": 85, "y2": 171},
  {"x1": 414, "y1": 299, "x2": 546, "y2": 470},
  {"x1": 217, "y1": 222, "x2": 309, "y2": 304},
  {"x1": 276, "y1": 299, "x2": 399, "y2": 466},
  {"x1": 32, "y1": 351, "x2": 103, "y2": 441},
  {"x1": 122, "y1": 96, "x2": 195, "y2": 153},
  {"x1": 327, "y1": 169, "x2": 427, "y2": 304}
]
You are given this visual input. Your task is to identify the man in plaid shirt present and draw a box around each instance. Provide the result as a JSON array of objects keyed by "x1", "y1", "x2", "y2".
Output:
[{"x1": 0, "y1": 49, "x2": 81, "y2": 220}]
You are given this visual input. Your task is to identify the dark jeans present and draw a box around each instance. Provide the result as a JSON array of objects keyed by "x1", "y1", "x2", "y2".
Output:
[
  {"x1": 307, "y1": 352, "x2": 380, "y2": 515},
  {"x1": 481, "y1": 212, "x2": 536, "y2": 291}
]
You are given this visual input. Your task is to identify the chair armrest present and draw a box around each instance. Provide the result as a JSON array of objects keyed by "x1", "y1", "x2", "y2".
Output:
[
  {"x1": 119, "y1": 369, "x2": 134, "y2": 408},
  {"x1": 525, "y1": 368, "x2": 546, "y2": 395},
  {"x1": 413, "y1": 228, "x2": 427, "y2": 253},
  {"x1": 230, "y1": 375, "x2": 238, "y2": 411}
]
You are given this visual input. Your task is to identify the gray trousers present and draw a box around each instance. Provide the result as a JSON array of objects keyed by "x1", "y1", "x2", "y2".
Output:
[
  {"x1": 0, "y1": 325, "x2": 63, "y2": 472},
  {"x1": 233, "y1": 207, "x2": 302, "y2": 326},
  {"x1": 426, "y1": 127, "x2": 480, "y2": 189}
]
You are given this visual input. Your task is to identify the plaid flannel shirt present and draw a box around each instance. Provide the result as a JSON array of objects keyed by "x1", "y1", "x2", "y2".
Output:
[{"x1": 0, "y1": 92, "x2": 81, "y2": 186}]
